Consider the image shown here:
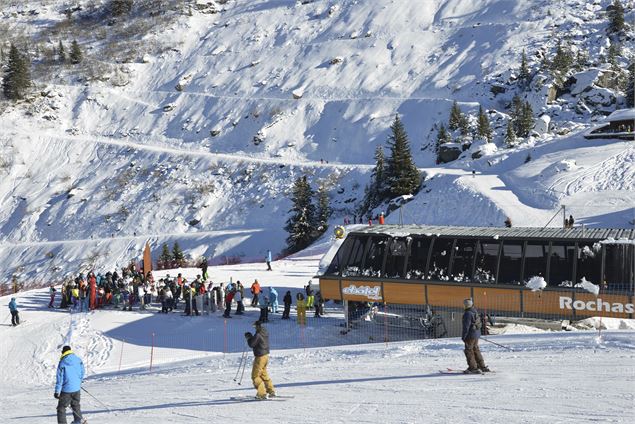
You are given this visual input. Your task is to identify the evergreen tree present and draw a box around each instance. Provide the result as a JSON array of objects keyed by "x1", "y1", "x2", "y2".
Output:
[
  {"x1": 172, "y1": 242, "x2": 185, "y2": 267},
  {"x1": 2, "y1": 44, "x2": 31, "y2": 100},
  {"x1": 504, "y1": 121, "x2": 516, "y2": 147},
  {"x1": 111, "y1": 0, "x2": 134, "y2": 16},
  {"x1": 477, "y1": 105, "x2": 493, "y2": 142},
  {"x1": 316, "y1": 185, "x2": 331, "y2": 235},
  {"x1": 626, "y1": 60, "x2": 635, "y2": 108},
  {"x1": 285, "y1": 175, "x2": 317, "y2": 254},
  {"x1": 69, "y1": 40, "x2": 82, "y2": 64},
  {"x1": 575, "y1": 50, "x2": 589, "y2": 71},
  {"x1": 519, "y1": 49, "x2": 531, "y2": 87},
  {"x1": 160, "y1": 243, "x2": 172, "y2": 267},
  {"x1": 607, "y1": 42, "x2": 621, "y2": 71},
  {"x1": 608, "y1": 0, "x2": 625, "y2": 34},
  {"x1": 510, "y1": 95, "x2": 524, "y2": 136},
  {"x1": 436, "y1": 124, "x2": 450, "y2": 151},
  {"x1": 551, "y1": 41, "x2": 573, "y2": 85},
  {"x1": 448, "y1": 100, "x2": 470, "y2": 136},
  {"x1": 519, "y1": 101, "x2": 535, "y2": 137},
  {"x1": 58, "y1": 40, "x2": 66, "y2": 63},
  {"x1": 385, "y1": 115, "x2": 421, "y2": 197},
  {"x1": 361, "y1": 145, "x2": 387, "y2": 214}
]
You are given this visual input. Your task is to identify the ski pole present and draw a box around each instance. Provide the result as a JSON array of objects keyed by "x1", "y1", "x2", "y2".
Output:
[
  {"x1": 233, "y1": 347, "x2": 247, "y2": 382},
  {"x1": 481, "y1": 337, "x2": 514, "y2": 351},
  {"x1": 238, "y1": 353, "x2": 248, "y2": 386},
  {"x1": 81, "y1": 387, "x2": 112, "y2": 412}
]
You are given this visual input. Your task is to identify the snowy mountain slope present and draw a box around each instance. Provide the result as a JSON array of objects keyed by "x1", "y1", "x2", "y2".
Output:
[
  {"x1": 1, "y1": 256, "x2": 634, "y2": 423},
  {"x1": 0, "y1": 0, "x2": 633, "y2": 287}
]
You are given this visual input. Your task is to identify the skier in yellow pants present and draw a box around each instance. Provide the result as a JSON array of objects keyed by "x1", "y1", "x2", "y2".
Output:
[
  {"x1": 296, "y1": 293, "x2": 306, "y2": 325},
  {"x1": 245, "y1": 321, "x2": 276, "y2": 400}
]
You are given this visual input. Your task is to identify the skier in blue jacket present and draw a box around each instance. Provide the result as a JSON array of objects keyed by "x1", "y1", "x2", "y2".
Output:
[
  {"x1": 269, "y1": 287, "x2": 279, "y2": 313},
  {"x1": 461, "y1": 298, "x2": 490, "y2": 374},
  {"x1": 8, "y1": 297, "x2": 19, "y2": 326},
  {"x1": 54, "y1": 345, "x2": 85, "y2": 424}
]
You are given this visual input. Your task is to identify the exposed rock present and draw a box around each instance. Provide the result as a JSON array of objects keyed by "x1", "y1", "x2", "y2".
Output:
[
  {"x1": 210, "y1": 129, "x2": 221, "y2": 137},
  {"x1": 188, "y1": 219, "x2": 200, "y2": 226},
  {"x1": 330, "y1": 57, "x2": 343, "y2": 65},
  {"x1": 195, "y1": 1, "x2": 219, "y2": 14},
  {"x1": 292, "y1": 88, "x2": 304, "y2": 99},
  {"x1": 163, "y1": 104, "x2": 176, "y2": 112},
  {"x1": 438, "y1": 144, "x2": 462, "y2": 163},
  {"x1": 490, "y1": 85, "x2": 506, "y2": 95}
]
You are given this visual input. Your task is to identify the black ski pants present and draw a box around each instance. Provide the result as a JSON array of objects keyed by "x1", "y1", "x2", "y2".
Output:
[
  {"x1": 57, "y1": 390, "x2": 82, "y2": 424},
  {"x1": 10, "y1": 310, "x2": 19, "y2": 326}
]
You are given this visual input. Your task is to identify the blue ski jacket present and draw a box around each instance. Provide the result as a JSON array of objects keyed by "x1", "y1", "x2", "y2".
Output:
[
  {"x1": 8, "y1": 299, "x2": 17, "y2": 311},
  {"x1": 55, "y1": 351, "x2": 85, "y2": 394}
]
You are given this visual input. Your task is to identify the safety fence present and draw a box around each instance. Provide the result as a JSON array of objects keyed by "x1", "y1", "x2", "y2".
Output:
[{"x1": 78, "y1": 288, "x2": 633, "y2": 373}]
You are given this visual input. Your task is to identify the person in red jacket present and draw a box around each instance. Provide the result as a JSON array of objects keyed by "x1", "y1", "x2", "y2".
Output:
[
  {"x1": 223, "y1": 288, "x2": 235, "y2": 318},
  {"x1": 88, "y1": 272, "x2": 96, "y2": 310},
  {"x1": 250, "y1": 280, "x2": 261, "y2": 307},
  {"x1": 378, "y1": 212, "x2": 385, "y2": 225}
]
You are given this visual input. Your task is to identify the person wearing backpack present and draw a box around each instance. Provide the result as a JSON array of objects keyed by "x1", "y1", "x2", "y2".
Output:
[{"x1": 461, "y1": 298, "x2": 490, "y2": 374}]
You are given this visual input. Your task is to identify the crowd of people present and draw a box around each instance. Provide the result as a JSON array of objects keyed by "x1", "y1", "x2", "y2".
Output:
[{"x1": 46, "y1": 266, "x2": 326, "y2": 325}]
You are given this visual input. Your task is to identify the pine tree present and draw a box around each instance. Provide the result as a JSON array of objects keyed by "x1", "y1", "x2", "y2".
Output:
[
  {"x1": 607, "y1": 42, "x2": 621, "y2": 70},
  {"x1": 361, "y1": 145, "x2": 387, "y2": 214},
  {"x1": 2, "y1": 44, "x2": 31, "y2": 100},
  {"x1": 519, "y1": 101, "x2": 535, "y2": 137},
  {"x1": 69, "y1": 40, "x2": 82, "y2": 64},
  {"x1": 58, "y1": 40, "x2": 66, "y2": 63},
  {"x1": 608, "y1": 0, "x2": 625, "y2": 34},
  {"x1": 285, "y1": 175, "x2": 317, "y2": 254},
  {"x1": 448, "y1": 100, "x2": 462, "y2": 131},
  {"x1": 316, "y1": 185, "x2": 331, "y2": 235},
  {"x1": 111, "y1": 0, "x2": 134, "y2": 16},
  {"x1": 504, "y1": 121, "x2": 516, "y2": 147},
  {"x1": 551, "y1": 41, "x2": 573, "y2": 85},
  {"x1": 385, "y1": 115, "x2": 421, "y2": 197},
  {"x1": 510, "y1": 95, "x2": 524, "y2": 136},
  {"x1": 436, "y1": 124, "x2": 450, "y2": 151},
  {"x1": 172, "y1": 242, "x2": 185, "y2": 267},
  {"x1": 626, "y1": 60, "x2": 635, "y2": 108},
  {"x1": 477, "y1": 105, "x2": 493, "y2": 142},
  {"x1": 160, "y1": 243, "x2": 172, "y2": 267},
  {"x1": 519, "y1": 49, "x2": 531, "y2": 87}
]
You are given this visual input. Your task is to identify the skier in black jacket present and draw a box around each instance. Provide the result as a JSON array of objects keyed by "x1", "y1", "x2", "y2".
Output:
[
  {"x1": 281, "y1": 291, "x2": 292, "y2": 319},
  {"x1": 462, "y1": 298, "x2": 490, "y2": 374},
  {"x1": 245, "y1": 321, "x2": 276, "y2": 399}
]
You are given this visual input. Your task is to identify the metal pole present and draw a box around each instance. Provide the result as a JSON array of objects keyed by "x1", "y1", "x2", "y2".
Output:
[
  {"x1": 234, "y1": 347, "x2": 247, "y2": 382},
  {"x1": 563, "y1": 205, "x2": 566, "y2": 228},
  {"x1": 238, "y1": 353, "x2": 248, "y2": 386},
  {"x1": 81, "y1": 387, "x2": 112, "y2": 412},
  {"x1": 481, "y1": 337, "x2": 514, "y2": 351}
]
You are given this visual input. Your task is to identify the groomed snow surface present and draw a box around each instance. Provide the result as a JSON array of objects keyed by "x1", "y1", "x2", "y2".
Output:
[{"x1": 1, "y1": 253, "x2": 634, "y2": 424}]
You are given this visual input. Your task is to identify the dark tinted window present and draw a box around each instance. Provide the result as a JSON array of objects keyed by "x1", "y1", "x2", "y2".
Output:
[
  {"x1": 450, "y1": 239, "x2": 476, "y2": 282},
  {"x1": 604, "y1": 244, "x2": 634, "y2": 292},
  {"x1": 384, "y1": 238, "x2": 408, "y2": 278},
  {"x1": 549, "y1": 242, "x2": 575, "y2": 287},
  {"x1": 474, "y1": 241, "x2": 500, "y2": 284},
  {"x1": 523, "y1": 241, "x2": 549, "y2": 282},
  {"x1": 362, "y1": 237, "x2": 388, "y2": 277},
  {"x1": 428, "y1": 238, "x2": 454, "y2": 281},
  {"x1": 498, "y1": 241, "x2": 524, "y2": 285},
  {"x1": 326, "y1": 237, "x2": 354, "y2": 275},
  {"x1": 342, "y1": 236, "x2": 369, "y2": 277},
  {"x1": 406, "y1": 237, "x2": 432, "y2": 279},
  {"x1": 576, "y1": 242, "x2": 602, "y2": 287}
]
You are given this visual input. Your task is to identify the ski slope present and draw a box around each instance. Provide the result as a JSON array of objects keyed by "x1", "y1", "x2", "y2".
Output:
[{"x1": 1, "y1": 252, "x2": 634, "y2": 424}]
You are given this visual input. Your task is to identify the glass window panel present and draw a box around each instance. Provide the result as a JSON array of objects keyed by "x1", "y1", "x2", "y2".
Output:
[
  {"x1": 550, "y1": 243, "x2": 575, "y2": 287},
  {"x1": 474, "y1": 241, "x2": 500, "y2": 284},
  {"x1": 362, "y1": 237, "x2": 387, "y2": 277},
  {"x1": 383, "y1": 238, "x2": 408, "y2": 278},
  {"x1": 604, "y1": 244, "x2": 634, "y2": 292},
  {"x1": 342, "y1": 236, "x2": 369, "y2": 277},
  {"x1": 523, "y1": 241, "x2": 549, "y2": 282},
  {"x1": 428, "y1": 238, "x2": 454, "y2": 281},
  {"x1": 498, "y1": 241, "x2": 524, "y2": 285},
  {"x1": 406, "y1": 237, "x2": 432, "y2": 279},
  {"x1": 326, "y1": 237, "x2": 354, "y2": 275},
  {"x1": 576, "y1": 242, "x2": 602, "y2": 287},
  {"x1": 450, "y1": 239, "x2": 476, "y2": 282}
]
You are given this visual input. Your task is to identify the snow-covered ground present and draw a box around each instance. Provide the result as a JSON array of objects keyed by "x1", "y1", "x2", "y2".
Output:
[
  {"x1": 1, "y1": 0, "x2": 634, "y2": 288},
  {"x1": 1, "y1": 251, "x2": 634, "y2": 423}
]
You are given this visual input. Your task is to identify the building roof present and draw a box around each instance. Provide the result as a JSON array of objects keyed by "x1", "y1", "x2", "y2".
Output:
[
  {"x1": 350, "y1": 225, "x2": 635, "y2": 242},
  {"x1": 606, "y1": 108, "x2": 635, "y2": 122}
]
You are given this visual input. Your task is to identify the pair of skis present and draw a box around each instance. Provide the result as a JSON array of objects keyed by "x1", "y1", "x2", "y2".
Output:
[
  {"x1": 439, "y1": 368, "x2": 494, "y2": 375},
  {"x1": 229, "y1": 394, "x2": 295, "y2": 402}
]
